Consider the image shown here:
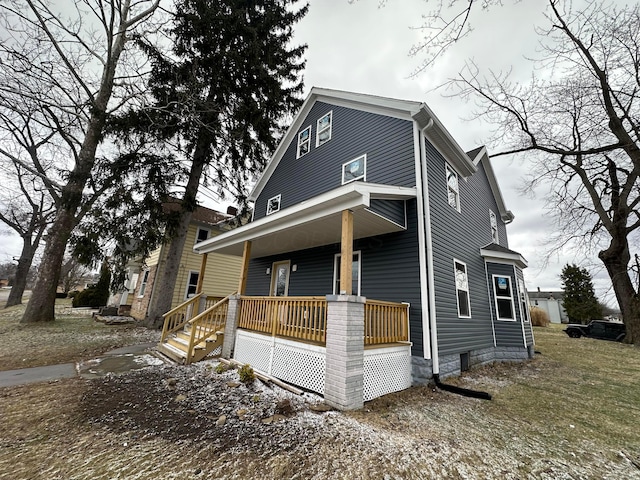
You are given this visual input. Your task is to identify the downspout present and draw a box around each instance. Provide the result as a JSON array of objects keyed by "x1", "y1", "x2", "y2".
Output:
[
  {"x1": 413, "y1": 122, "x2": 432, "y2": 360},
  {"x1": 419, "y1": 120, "x2": 440, "y2": 376}
]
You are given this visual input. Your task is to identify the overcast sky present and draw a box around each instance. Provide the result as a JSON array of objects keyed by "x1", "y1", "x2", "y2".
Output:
[{"x1": 0, "y1": 0, "x2": 618, "y2": 303}]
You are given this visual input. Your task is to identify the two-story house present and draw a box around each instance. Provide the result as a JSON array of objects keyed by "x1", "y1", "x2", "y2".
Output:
[{"x1": 169, "y1": 88, "x2": 534, "y2": 410}]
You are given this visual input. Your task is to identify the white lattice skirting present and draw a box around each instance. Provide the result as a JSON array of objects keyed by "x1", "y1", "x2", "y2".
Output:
[{"x1": 233, "y1": 330, "x2": 412, "y2": 401}]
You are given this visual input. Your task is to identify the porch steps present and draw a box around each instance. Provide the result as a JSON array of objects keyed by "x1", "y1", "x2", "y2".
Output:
[{"x1": 157, "y1": 325, "x2": 224, "y2": 365}]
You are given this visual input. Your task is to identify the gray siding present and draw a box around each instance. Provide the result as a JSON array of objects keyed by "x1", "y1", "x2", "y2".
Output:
[
  {"x1": 486, "y1": 262, "x2": 526, "y2": 347},
  {"x1": 254, "y1": 102, "x2": 415, "y2": 220},
  {"x1": 367, "y1": 199, "x2": 406, "y2": 228},
  {"x1": 426, "y1": 140, "x2": 508, "y2": 356},
  {"x1": 246, "y1": 200, "x2": 426, "y2": 356}
]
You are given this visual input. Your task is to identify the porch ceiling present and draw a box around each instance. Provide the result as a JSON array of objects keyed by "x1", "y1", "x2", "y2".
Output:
[{"x1": 194, "y1": 182, "x2": 417, "y2": 258}]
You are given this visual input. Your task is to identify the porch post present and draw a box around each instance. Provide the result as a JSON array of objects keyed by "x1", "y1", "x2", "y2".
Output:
[
  {"x1": 238, "y1": 241, "x2": 252, "y2": 295},
  {"x1": 340, "y1": 209, "x2": 354, "y2": 295},
  {"x1": 324, "y1": 294, "x2": 365, "y2": 410},
  {"x1": 222, "y1": 294, "x2": 241, "y2": 358},
  {"x1": 196, "y1": 253, "x2": 207, "y2": 294}
]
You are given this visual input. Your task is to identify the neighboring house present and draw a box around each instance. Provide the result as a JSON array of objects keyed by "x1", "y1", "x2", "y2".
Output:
[
  {"x1": 113, "y1": 203, "x2": 243, "y2": 320},
  {"x1": 188, "y1": 88, "x2": 534, "y2": 410},
  {"x1": 528, "y1": 289, "x2": 568, "y2": 324},
  {"x1": 0, "y1": 279, "x2": 8, "y2": 288}
]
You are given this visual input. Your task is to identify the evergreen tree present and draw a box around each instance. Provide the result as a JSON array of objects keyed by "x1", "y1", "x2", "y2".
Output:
[
  {"x1": 560, "y1": 264, "x2": 603, "y2": 324},
  {"x1": 127, "y1": 0, "x2": 307, "y2": 327}
]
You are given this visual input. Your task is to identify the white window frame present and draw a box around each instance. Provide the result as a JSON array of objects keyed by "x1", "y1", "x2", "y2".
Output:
[
  {"x1": 316, "y1": 111, "x2": 332, "y2": 147},
  {"x1": 138, "y1": 270, "x2": 150, "y2": 298},
  {"x1": 518, "y1": 278, "x2": 530, "y2": 323},
  {"x1": 489, "y1": 210, "x2": 499, "y2": 244},
  {"x1": 296, "y1": 125, "x2": 311, "y2": 158},
  {"x1": 195, "y1": 227, "x2": 210, "y2": 245},
  {"x1": 184, "y1": 270, "x2": 200, "y2": 300},
  {"x1": 446, "y1": 163, "x2": 460, "y2": 212},
  {"x1": 333, "y1": 251, "x2": 361, "y2": 296},
  {"x1": 266, "y1": 194, "x2": 281, "y2": 216},
  {"x1": 493, "y1": 274, "x2": 516, "y2": 321},
  {"x1": 454, "y1": 259, "x2": 471, "y2": 318},
  {"x1": 342, "y1": 154, "x2": 366, "y2": 185},
  {"x1": 128, "y1": 272, "x2": 139, "y2": 294}
]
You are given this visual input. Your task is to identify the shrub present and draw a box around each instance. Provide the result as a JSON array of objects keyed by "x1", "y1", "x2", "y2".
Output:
[
  {"x1": 530, "y1": 307, "x2": 550, "y2": 327},
  {"x1": 215, "y1": 363, "x2": 229, "y2": 374},
  {"x1": 238, "y1": 364, "x2": 255, "y2": 384},
  {"x1": 72, "y1": 263, "x2": 110, "y2": 308}
]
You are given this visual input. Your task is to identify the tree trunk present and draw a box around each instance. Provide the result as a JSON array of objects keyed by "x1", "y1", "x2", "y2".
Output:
[
  {"x1": 4, "y1": 239, "x2": 37, "y2": 308},
  {"x1": 144, "y1": 133, "x2": 210, "y2": 328},
  {"x1": 20, "y1": 209, "x2": 76, "y2": 322},
  {"x1": 599, "y1": 234, "x2": 640, "y2": 344}
]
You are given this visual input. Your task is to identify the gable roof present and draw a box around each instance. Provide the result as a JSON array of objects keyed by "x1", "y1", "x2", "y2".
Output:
[
  {"x1": 249, "y1": 87, "x2": 477, "y2": 202},
  {"x1": 467, "y1": 146, "x2": 515, "y2": 224}
]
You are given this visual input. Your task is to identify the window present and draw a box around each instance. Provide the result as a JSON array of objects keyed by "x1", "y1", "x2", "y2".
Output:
[
  {"x1": 195, "y1": 227, "x2": 209, "y2": 244},
  {"x1": 138, "y1": 270, "x2": 150, "y2": 297},
  {"x1": 297, "y1": 126, "x2": 311, "y2": 158},
  {"x1": 342, "y1": 154, "x2": 366, "y2": 184},
  {"x1": 128, "y1": 273, "x2": 139, "y2": 293},
  {"x1": 333, "y1": 251, "x2": 361, "y2": 295},
  {"x1": 266, "y1": 194, "x2": 281, "y2": 215},
  {"x1": 316, "y1": 111, "x2": 332, "y2": 147},
  {"x1": 446, "y1": 164, "x2": 460, "y2": 211},
  {"x1": 489, "y1": 210, "x2": 499, "y2": 244},
  {"x1": 493, "y1": 275, "x2": 516, "y2": 321},
  {"x1": 518, "y1": 278, "x2": 530, "y2": 323},
  {"x1": 185, "y1": 271, "x2": 199, "y2": 299},
  {"x1": 454, "y1": 260, "x2": 471, "y2": 318}
]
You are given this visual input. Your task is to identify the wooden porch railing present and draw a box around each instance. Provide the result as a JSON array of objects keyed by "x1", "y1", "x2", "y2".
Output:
[
  {"x1": 237, "y1": 296, "x2": 409, "y2": 346},
  {"x1": 239, "y1": 296, "x2": 327, "y2": 344},
  {"x1": 185, "y1": 293, "x2": 233, "y2": 363},
  {"x1": 205, "y1": 296, "x2": 224, "y2": 309},
  {"x1": 364, "y1": 299, "x2": 409, "y2": 345},
  {"x1": 161, "y1": 293, "x2": 203, "y2": 342}
]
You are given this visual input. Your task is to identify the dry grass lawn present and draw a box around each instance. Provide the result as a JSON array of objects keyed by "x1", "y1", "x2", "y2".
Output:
[{"x1": 0, "y1": 310, "x2": 639, "y2": 479}]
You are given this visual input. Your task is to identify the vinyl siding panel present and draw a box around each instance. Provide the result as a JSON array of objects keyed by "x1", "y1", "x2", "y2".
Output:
[
  {"x1": 367, "y1": 199, "x2": 406, "y2": 228},
  {"x1": 426, "y1": 140, "x2": 508, "y2": 356},
  {"x1": 245, "y1": 200, "x2": 426, "y2": 356},
  {"x1": 486, "y1": 262, "x2": 526, "y2": 347},
  {"x1": 254, "y1": 102, "x2": 416, "y2": 220}
]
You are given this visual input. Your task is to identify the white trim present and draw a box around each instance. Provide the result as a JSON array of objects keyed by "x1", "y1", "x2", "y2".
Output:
[
  {"x1": 333, "y1": 250, "x2": 362, "y2": 296},
  {"x1": 516, "y1": 271, "x2": 528, "y2": 348},
  {"x1": 363, "y1": 206, "x2": 406, "y2": 230},
  {"x1": 484, "y1": 261, "x2": 497, "y2": 347},
  {"x1": 445, "y1": 163, "x2": 461, "y2": 212},
  {"x1": 270, "y1": 260, "x2": 291, "y2": 296},
  {"x1": 415, "y1": 124, "x2": 432, "y2": 361},
  {"x1": 266, "y1": 194, "x2": 281, "y2": 216},
  {"x1": 138, "y1": 269, "x2": 150, "y2": 298},
  {"x1": 480, "y1": 248, "x2": 528, "y2": 269},
  {"x1": 454, "y1": 259, "x2": 472, "y2": 318},
  {"x1": 342, "y1": 154, "x2": 366, "y2": 184},
  {"x1": 195, "y1": 226, "x2": 210, "y2": 245},
  {"x1": 250, "y1": 87, "x2": 476, "y2": 202},
  {"x1": 296, "y1": 125, "x2": 311, "y2": 158},
  {"x1": 184, "y1": 270, "x2": 200, "y2": 300},
  {"x1": 470, "y1": 146, "x2": 515, "y2": 223},
  {"x1": 195, "y1": 182, "x2": 417, "y2": 255},
  {"x1": 492, "y1": 274, "x2": 517, "y2": 322},
  {"x1": 316, "y1": 110, "x2": 332, "y2": 147}
]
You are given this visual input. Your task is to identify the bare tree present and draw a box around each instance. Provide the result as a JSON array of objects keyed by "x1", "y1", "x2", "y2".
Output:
[
  {"x1": 0, "y1": 0, "x2": 160, "y2": 323},
  {"x1": 0, "y1": 164, "x2": 54, "y2": 307},
  {"x1": 448, "y1": 0, "x2": 640, "y2": 343}
]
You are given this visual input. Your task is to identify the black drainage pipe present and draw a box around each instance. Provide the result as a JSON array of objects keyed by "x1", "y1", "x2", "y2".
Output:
[{"x1": 433, "y1": 374, "x2": 492, "y2": 401}]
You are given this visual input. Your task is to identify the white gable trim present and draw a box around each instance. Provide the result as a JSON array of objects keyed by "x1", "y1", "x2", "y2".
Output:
[{"x1": 468, "y1": 146, "x2": 515, "y2": 224}]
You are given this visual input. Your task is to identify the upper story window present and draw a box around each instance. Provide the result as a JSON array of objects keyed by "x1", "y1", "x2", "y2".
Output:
[
  {"x1": 266, "y1": 194, "x2": 281, "y2": 215},
  {"x1": 342, "y1": 154, "x2": 366, "y2": 184},
  {"x1": 493, "y1": 275, "x2": 516, "y2": 321},
  {"x1": 489, "y1": 210, "x2": 499, "y2": 244},
  {"x1": 454, "y1": 260, "x2": 471, "y2": 318},
  {"x1": 195, "y1": 227, "x2": 210, "y2": 244},
  {"x1": 316, "y1": 111, "x2": 332, "y2": 147},
  {"x1": 297, "y1": 126, "x2": 311, "y2": 158},
  {"x1": 446, "y1": 164, "x2": 460, "y2": 211}
]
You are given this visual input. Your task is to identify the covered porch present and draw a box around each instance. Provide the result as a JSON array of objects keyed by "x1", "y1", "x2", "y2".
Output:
[{"x1": 168, "y1": 182, "x2": 417, "y2": 408}]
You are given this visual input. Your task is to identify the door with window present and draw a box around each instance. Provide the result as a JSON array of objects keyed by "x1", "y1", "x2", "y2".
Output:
[
  {"x1": 270, "y1": 261, "x2": 290, "y2": 296},
  {"x1": 333, "y1": 252, "x2": 361, "y2": 295}
]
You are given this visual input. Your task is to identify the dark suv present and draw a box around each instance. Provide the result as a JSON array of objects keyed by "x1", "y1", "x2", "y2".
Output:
[{"x1": 564, "y1": 320, "x2": 626, "y2": 342}]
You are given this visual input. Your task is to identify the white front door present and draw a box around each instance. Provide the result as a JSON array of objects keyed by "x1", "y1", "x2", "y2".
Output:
[{"x1": 270, "y1": 261, "x2": 290, "y2": 296}]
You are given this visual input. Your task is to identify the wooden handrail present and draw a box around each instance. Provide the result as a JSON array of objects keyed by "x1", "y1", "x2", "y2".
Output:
[
  {"x1": 160, "y1": 294, "x2": 202, "y2": 342},
  {"x1": 185, "y1": 292, "x2": 236, "y2": 363},
  {"x1": 364, "y1": 300, "x2": 409, "y2": 345}
]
